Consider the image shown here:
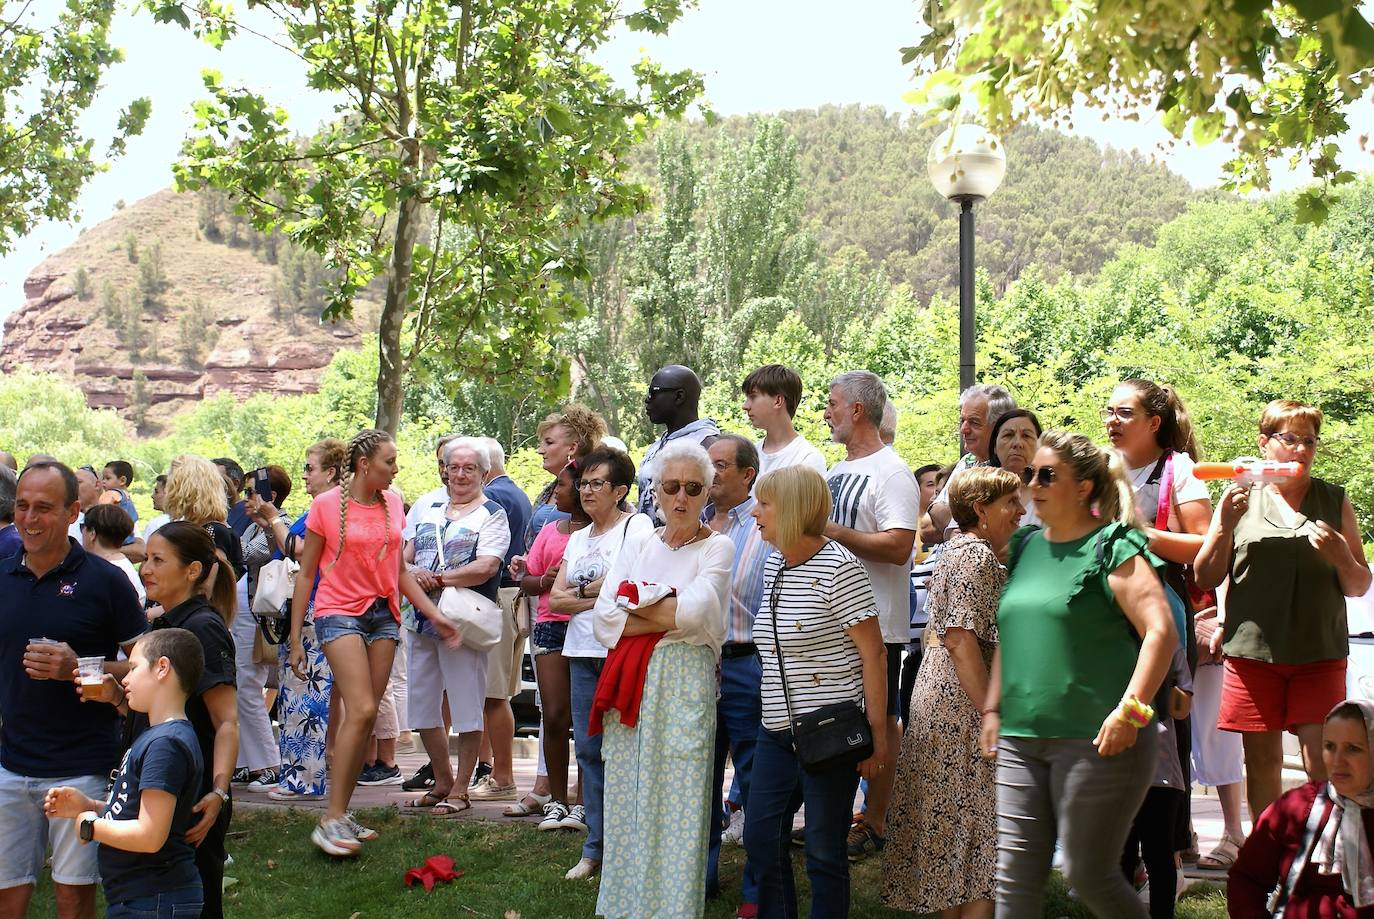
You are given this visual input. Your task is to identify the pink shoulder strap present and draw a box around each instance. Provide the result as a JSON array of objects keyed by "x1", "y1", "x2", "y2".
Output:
[{"x1": 1155, "y1": 452, "x2": 1174, "y2": 531}]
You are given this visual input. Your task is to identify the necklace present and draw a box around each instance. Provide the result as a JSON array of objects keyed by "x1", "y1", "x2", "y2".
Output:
[{"x1": 661, "y1": 523, "x2": 707, "y2": 551}]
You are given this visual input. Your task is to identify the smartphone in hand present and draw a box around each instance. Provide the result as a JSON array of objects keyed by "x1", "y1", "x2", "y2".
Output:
[{"x1": 252, "y1": 467, "x2": 273, "y2": 502}]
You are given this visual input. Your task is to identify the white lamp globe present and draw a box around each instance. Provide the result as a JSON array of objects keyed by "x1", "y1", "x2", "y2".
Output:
[{"x1": 926, "y1": 124, "x2": 1007, "y2": 202}]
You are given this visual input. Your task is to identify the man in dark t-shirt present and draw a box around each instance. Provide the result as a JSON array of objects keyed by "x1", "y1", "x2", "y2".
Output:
[{"x1": 0, "y1": 462, "x2": 146, "y2": 918}]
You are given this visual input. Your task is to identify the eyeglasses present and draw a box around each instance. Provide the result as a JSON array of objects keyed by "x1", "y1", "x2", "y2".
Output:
[
  {"x1": 576, "y1": 478, "x2": 611, "y2": 492},
  {"x1": 658, "y1": 479, "x2": 704, "y2": 497},
  {"x1": 1101, "y1": 406, "x2": 1137, "y2": 422},
  {"x1": 1021, "y1": 466, "x2": 1059, "y2": 488},
  {"x1": 445, "y1": 463, "x2": 480, "y2": 475},
  {"x1": 1266, "y1": 431, "x2": 1319, "y2": 450},
  {"x1": 711, "y1": 460, "x2": 736, "y2": 473}
]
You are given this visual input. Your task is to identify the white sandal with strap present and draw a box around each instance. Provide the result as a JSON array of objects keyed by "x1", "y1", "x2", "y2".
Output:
[
  {"x1": 503, "y1": 791, "x2": 551, "y2": 817},
  {"x1": 1197, "y1": 832, "x2": 1243, "y2": 870}
]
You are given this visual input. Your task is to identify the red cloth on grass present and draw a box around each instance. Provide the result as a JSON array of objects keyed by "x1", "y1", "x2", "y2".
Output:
[
  {"x1": 588, "y1": 631, "x2": 665, "y2": 736},
  {"x1": 403, "y1": 854, "x2": 463, "y2": 891}
]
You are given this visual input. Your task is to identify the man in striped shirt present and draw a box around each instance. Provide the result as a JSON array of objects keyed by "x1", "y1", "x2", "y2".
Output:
[{"x1": 705, "y1": 434, "x2": 772, "y2": 917}]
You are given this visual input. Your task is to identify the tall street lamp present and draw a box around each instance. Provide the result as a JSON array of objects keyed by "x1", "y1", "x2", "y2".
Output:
[{"x1": 926, "y1": 124, "x2": 1006, "y2": 393}]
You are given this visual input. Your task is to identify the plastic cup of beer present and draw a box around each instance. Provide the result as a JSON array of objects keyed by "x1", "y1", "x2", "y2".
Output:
[{"x1": 77, "y1": 656, "x2": 105, "y2": 687}]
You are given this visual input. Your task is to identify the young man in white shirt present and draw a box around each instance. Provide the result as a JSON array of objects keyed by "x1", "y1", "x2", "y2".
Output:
[
  {"x1": 822, "y1": 371, "x2": 918, "y2": 861},
  {"x1": 741, "y1": 364, "x2": 827, "y2": 477}
]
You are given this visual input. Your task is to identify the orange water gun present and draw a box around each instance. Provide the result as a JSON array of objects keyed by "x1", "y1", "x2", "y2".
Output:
[{"x1": 1193, "y1": 458, "x2": 1303, "y2": 487}]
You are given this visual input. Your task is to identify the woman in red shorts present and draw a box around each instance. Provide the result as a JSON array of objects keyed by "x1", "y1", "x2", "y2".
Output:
[{"x1": 1195, "y1": 400, "x2": 1371, "y2": 822}]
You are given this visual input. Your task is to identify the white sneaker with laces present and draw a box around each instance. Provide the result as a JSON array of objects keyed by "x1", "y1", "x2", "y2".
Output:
[
  {"x1": 724, "y1": 808, "x2": 745, "y2": 846},
  {"x1": 539, "y1": 801, "x2": 570, "y2": 831},
  {"x1": 310, "y1": 817, "x2": 361, "y2": 857},
  {"x1": 344, "y1": 813, "x2": 379, "y2": 842}
]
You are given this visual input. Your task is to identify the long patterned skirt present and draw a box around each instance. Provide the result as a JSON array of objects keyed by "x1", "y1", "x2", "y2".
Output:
[
  {"x1": 597, "y1": 642, "x2": 717, "y2": 919},
  {"x1": 275, "y1": 612, "x2": 333, "y2": 795},
  {"x1": 882, "y1": 645, "x2": 997, "y2": 912}
]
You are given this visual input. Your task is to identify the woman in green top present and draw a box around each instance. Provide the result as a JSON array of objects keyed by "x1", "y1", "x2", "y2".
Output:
[
  {"x1": 1194, "y1": 400, "x2": 1371, "y2": 824},
  {"x1": 980, "y1": 431, "x2": 1176, "y2": 918}
]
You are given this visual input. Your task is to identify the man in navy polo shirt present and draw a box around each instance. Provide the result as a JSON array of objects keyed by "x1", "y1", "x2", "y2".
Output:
[{"x1": 0, "y1": 462, "x2": 146, "y2": 919}]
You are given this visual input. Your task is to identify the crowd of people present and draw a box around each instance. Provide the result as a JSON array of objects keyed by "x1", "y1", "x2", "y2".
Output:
[{"x1": 0, "y1": 360, "x2": 1371, "y2": 919}]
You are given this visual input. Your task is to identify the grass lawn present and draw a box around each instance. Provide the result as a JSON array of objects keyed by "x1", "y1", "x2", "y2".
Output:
[{"x1": 28, "y1": 807, "x2": 1230, "y2": 918}]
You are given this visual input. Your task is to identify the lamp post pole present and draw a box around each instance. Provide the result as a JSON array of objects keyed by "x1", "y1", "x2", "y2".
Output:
[
  {"x1": 958, "y1": 197, "x2": 975, "y2": 394},
  {"x1": 926, "y1": 124, "x2": 1005, "y2": 397}
]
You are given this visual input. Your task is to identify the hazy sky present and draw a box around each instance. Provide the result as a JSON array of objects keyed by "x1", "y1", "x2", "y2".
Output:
[{"x1": 2, "y1": 0, "x2": 1369, "y2": 325}]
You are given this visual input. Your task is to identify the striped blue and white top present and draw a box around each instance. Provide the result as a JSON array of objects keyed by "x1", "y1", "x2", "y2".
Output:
[{"x1": 755, "y1": 540, "x2": 878, "y2": 731}]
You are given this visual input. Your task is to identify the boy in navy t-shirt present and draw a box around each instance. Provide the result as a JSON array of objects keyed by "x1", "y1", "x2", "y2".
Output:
[{"x1": 46, "y1": 629, "x2": 206, "y2": 918}]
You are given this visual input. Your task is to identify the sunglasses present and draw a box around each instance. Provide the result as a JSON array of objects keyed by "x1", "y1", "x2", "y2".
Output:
[
  {"x1": 658, "y1": 479, "x2": 704, "y2": 497},
  {"x1": 1021, "y1": 465, "x2": 1059, "y2": 487},
  {"x1": 646, "y1": 385, "x2": 683, "y2": 398},
  {"x1": 302, "y1": 464, "x2": 317, "y2": 474}
]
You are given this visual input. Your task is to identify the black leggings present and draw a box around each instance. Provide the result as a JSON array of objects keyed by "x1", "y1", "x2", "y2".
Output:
[
  {"x1": 1121, "y1": 786, "x2": 1184, "y2": 919},
  {"x1": 195, "y1": 796, "x2": 231, "y2": 919}
]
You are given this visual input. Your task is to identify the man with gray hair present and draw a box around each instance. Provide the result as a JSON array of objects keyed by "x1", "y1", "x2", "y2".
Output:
[
  {"x1": 920, "y1": 384, "x2": 1017, "y2": 545},
  {"x1": 470, "y1": 436, "x2": 533, "y2": 805},
  {"x1": 0, "y1": 466, "x2": 17, "y2": 559},
  {"x1": 822, "y1": 370, "x2": 918, "y2": 861}
]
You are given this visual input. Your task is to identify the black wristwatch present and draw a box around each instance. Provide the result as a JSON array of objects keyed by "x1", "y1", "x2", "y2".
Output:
[{"x1": 79, "y1": 814, "x2": 96, "y2": 842}]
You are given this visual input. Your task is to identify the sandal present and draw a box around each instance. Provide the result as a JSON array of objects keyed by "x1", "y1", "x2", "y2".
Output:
[
  {"x1": 1196, "y1": 832, "x2": 1243, "y2": 870},
  {"x1": 431, "y1": 794, "x2": 471, "y2": 818},
  {"x1": 503, "y1": 791, "x2": 552, "y2": 817},
  {"x1": 400, "y1": 789, "x2": 448, "y2": 813}
]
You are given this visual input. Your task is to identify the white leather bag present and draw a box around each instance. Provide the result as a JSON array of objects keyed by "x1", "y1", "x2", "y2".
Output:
[
  {"x1": 437, "y1": 586, "x2": 503, "y2": 653},
  {"x1": 251, "y1": 557, "x2": 299, "y2": 616}
]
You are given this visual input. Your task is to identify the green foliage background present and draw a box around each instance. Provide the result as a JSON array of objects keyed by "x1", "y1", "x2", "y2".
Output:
[{"x1": 4, "y1": 114, "x2": 1372, "y2": 547}]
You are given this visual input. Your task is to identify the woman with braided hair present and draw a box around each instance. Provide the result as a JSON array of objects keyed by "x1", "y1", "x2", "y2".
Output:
[{"x1": 287, "y1": 429, "x2": 460, "y2": 857}]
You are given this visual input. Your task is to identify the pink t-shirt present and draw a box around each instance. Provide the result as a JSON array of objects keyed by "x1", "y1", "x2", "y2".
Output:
[
  {"x1": 306, "y1": 486, "x2": 404, "y2": 621},
  {"x1": 527, "y1": 521, "x2": 574, "y2": 623}
]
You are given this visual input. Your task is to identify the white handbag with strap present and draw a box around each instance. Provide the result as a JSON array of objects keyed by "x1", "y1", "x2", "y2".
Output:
[
  {"x1": 251, "y1": 557, "x2": 299, "y2": 616},
  {"x1": 437, "y1": 586, "x2": 503, "y2": 653}
]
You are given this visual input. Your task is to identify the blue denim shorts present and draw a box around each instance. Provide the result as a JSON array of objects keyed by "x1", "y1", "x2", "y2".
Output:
[
  {"x1": 531, "y1": 619, "x2": 568, "y2": 656},
  {"x1": 314, "y1": 601, "x2": 400, "y2": 646},
  {"x1": 106, "y1": 885, "x2": 203, "y2": 918}
]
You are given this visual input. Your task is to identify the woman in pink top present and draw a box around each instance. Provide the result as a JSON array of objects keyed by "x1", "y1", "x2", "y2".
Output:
[
  {"x1": 509, "y1": 462, "x2": 589, "y2": 830},
  {"x1": 286, "y1": 429, "x2": 456, "y2": 857}
]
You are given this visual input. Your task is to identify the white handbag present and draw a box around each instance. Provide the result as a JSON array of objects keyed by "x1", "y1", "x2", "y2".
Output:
[
  {"x1": 252, "y1": 557, "x2": 299, "y2": 616},
  {"x1": 436, "y1": 587, "x2": 503, "y2": 654}
]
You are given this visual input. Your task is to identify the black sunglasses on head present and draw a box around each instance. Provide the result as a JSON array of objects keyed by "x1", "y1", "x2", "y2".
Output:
[{"x1": 1021, "y1": 466, "x2": 1058, "y2": 487}]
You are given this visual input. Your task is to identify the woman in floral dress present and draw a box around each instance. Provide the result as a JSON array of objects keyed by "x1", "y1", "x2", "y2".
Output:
[{"x1": 882, "y1": 467, "x2": 1023, "y2": 917}]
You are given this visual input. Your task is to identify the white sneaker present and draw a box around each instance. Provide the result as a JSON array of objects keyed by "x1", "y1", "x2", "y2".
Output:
[
  {"x1": 724, "y1": 808, "x2": 745, "y2": 847},
  {"x1": 565, "y1": 857, "x2": 601, "y2": 880},
  {"x1": 560, "y1": 803, "x2": 588, "y2": 832},
  {"x1": 539, "y1": 800, "x2": 570, "y2": 831},
  {"x1": 343, "y1": 813, "x2": 379, "y2": 842},
  {"x1": 310, "y1": 817, "x2": 361, "y2": 857}
]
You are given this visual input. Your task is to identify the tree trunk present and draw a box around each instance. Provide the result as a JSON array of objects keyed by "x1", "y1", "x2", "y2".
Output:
[{"x1": 374, "y1": 143, "x2": 424, "y2": 435}]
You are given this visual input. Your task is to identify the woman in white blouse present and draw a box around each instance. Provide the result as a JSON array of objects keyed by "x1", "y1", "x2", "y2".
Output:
[{"x1": 590, "y1": 440, "x2": 733, "y2": 919}]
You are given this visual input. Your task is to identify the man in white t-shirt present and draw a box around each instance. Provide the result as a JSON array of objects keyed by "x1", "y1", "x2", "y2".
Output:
[
  {"x1": 919, "y1": 384, "x2": 1017, "y2": 545},
  {"x1": 822, "y1": 370, "x2": 918, "y2": 860},
  {"x1": 742, "y1": 363, "x2": 827, "y2": 477}
]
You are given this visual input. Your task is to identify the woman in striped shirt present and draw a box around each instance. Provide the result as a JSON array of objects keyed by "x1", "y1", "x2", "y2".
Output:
[{"x1": 744, "y1": 465, "x2": 888, "y2": 919}]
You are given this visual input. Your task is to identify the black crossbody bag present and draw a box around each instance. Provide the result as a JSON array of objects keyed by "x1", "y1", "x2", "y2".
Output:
[{"x1": 769, "y1": 567, "x2": 874, "y2": 774}]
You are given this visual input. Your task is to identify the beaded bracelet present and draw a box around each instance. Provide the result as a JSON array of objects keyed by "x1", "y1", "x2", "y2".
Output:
[{"x1": 1117, "y1": 696, "x2": 1154, "y2": 728}]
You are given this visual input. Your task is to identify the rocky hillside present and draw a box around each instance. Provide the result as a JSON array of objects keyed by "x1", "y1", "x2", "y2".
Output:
[{"x1": 0, "y1": 188, "x2": 378, "y2": 432}]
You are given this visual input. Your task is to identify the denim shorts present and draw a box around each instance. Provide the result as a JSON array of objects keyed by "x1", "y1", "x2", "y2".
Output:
[
  {"x1": 106, "y1": 885, "x2": 203, "y2": 918},
  {"x1": 0, "y1": 764, "x2": 108, "y2": 888},
  {"x1": 531, "y1": 619, "x2": 569, "y2": 656},
  {"x1": 314, "y1": 601, "x2": 400, "y2": 646}
]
